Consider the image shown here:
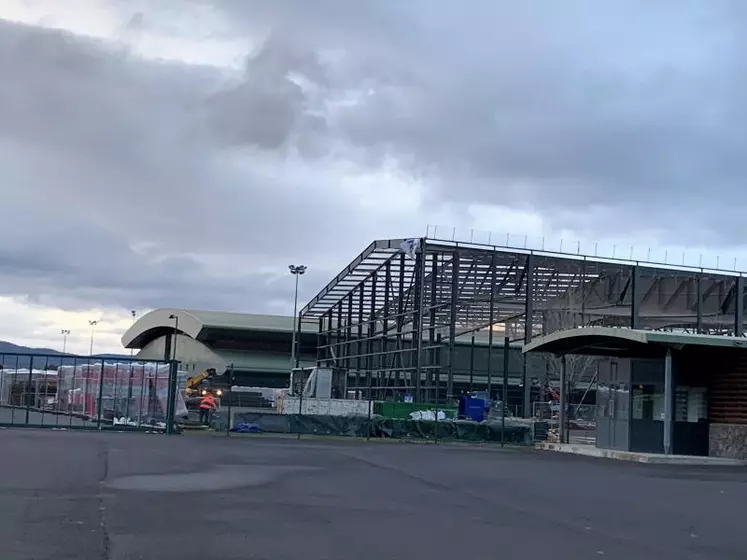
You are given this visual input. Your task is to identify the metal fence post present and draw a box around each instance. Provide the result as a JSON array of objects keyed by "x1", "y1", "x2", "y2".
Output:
[
  {"x1": 165, "y1": 360, "x2": 178, "y2": 434},
  {"x1": 96, "y1": 358, "x2": 106, "y2": 429},
  {"x1": 225, "y1": 364, "x2": 234, "y2": 438},
  {"x1": 501, "y1": 336, "x2": 509, "y2": 447},
  {"x1": 25, "y1": 356, "x2": 33, "y2": 426},
  {"x1": 367, "y1": 371, "x2": 373, "y2": 441}
]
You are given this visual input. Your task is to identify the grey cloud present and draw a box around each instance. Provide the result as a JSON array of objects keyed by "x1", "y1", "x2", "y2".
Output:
[
  {"x1": 5, "y1": 0, "x2": 745, "y2": 328},
  {"x1": 0, "y1": 19, "x2": 415, "y2": 315},
  {"x1": 204, "y1": 0, "x2": 747, "y2": 243}
]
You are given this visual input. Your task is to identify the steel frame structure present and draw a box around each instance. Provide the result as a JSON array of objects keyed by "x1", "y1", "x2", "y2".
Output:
[{"x1": 299, "y1": 237, "x2": 747, "y2": 405}]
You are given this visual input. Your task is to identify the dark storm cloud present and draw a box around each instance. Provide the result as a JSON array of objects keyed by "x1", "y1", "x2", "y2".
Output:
[
  {"x1": 0, "y1": 19, "x2": 410, "y2": 313},
  {"x1": 205, "y1": 0, "x2": 747, "y2": 242}
]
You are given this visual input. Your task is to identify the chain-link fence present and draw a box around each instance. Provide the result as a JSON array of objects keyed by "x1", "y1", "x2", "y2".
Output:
[
  {"x1": 532, "y1": 402, "x2": 597, "y2": 444},
  {"x1": 206, "y1": 379, "x2": 533, "y2": 444}
]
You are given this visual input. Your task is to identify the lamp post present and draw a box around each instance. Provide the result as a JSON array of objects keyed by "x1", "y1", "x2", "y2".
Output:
[
  {"x1": 129, "y1": 310, "x2": 136, "y2": 357},
  {"x1": 288, "y1": 264, "x2": 307, "y2": 392},
  {"x1": 168, "y1": 314, "x2": 179, "y2": 362},
  {"x1": 61, "y1": 329, "x2": 70, "y2": 354},
  {"x1": 88, "y1": 320, "x2": 98, "y2": 356}
]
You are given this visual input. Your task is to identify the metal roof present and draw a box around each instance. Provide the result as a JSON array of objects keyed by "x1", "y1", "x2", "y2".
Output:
[
  {"x1": 301, "y1": 237, "x2": 747, "y2": 341},
  {"x1": 122, "y1": 308, "x2": 317, "y2": 349},
  {"x1": 300, "y1": 239, "x2": 414, "y2": 320},
  {"x1": 523, "y1": 326, "x2": 747, "y2": 356}
]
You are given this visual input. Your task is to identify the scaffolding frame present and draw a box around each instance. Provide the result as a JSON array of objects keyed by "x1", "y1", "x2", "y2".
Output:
[{"x1": 299, "y1": 237, "x2": 747, "y2": 406}]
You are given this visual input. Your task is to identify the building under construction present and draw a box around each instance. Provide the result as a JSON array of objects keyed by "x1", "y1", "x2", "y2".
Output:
[{"x1": 299, "y1": 236, "x2": 746, "y2": 414}]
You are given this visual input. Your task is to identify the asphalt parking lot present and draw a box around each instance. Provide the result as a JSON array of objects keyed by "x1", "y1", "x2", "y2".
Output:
[{"x1": 2, "y1": 429, "x2": 746, "y2": 560}]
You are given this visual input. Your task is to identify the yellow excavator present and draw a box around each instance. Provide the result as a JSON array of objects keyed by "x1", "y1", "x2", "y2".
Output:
[
  {"x1": 186, "y1": 368, "x2": 217, "y2": 394},
  {"x1": 185, "y1": 368, "x2": 228, "y2": 401}
]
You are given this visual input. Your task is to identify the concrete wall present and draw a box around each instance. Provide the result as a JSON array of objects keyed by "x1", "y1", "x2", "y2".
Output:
[
  {"x1": 709, "y1": 424, "x2": 747, "y2": 460},
  {"x1": 137, "y1": 335, "x2": 226, "y2": 377}
]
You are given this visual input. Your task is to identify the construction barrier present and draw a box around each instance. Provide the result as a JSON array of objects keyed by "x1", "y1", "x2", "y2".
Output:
[{"x1": 220, "y1": 411, "x2": 532, "y2": 443}]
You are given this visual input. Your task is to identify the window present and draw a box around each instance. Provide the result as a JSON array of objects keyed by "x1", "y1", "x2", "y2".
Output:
[
  {"x1": 675, "y1": 387, "x2": 707, "y2": 423},
  {"x1": 632, "y1": 384, "x2": 665, "y2": 421}
]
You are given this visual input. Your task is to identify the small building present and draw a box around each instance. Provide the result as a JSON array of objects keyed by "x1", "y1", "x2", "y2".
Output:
[{"x1": 524, "y1": 327, "x2": 747, "y2": 460}]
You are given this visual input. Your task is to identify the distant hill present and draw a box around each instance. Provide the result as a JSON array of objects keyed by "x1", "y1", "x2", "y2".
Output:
[{"x1": 0, "y1": 341, "x2": 129, "y2": 369}]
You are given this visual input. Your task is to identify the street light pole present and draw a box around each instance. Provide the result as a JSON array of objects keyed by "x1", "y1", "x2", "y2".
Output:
[
  {"x1": 168, "y1": 314, "x2": 179, "y2": 362},
  {"x1": 61, "y1": 329, "x2": 70, "y2": 354},
  {"x1": 288, "y1": 264, "x2": 307, "y2": 393},
  {"x1": 129, "y1": 310, "x2": 136, "y2": 357},
  {"x1": 88, "y1": 320, "x2": 98, "y2": 356}
]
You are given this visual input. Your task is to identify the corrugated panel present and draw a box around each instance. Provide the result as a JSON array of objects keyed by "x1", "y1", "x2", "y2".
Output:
[{"x1": 710, "y1": 351, "x2": 747, "y2": 425}]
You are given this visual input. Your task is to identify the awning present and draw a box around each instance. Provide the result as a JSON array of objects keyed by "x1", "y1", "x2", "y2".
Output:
[{"x1": 523, "y1": 327, "x2": 747, "y2": 357}]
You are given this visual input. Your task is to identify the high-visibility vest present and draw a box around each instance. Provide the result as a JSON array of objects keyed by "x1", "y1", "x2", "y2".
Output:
[{"x1": 199, "y1": 397, "x2": 217, "y2": 410}]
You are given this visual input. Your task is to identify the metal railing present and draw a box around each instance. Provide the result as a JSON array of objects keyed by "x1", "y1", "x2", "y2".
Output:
[{"x1": 426, "y1": 225, "x2": 747, "y2": 275}]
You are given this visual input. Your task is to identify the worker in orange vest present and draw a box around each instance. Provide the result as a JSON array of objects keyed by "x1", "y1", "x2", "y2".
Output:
[{"x1": 199, "y1": 393, "x2": 218, "y2": 426}]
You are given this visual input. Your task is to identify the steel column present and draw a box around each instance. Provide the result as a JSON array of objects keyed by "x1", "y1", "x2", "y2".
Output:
[
  {"x1": 631, "y1": 265, "x2": 641, "y2": 329},
  {"x1": 428, "y1": 252, "x2": 438, "y2": 402},
  {"x1": 663, "y1": 348, "x2": 673, "y2": 455},
  {"x1": 559, "y1": 354, "x2": 567, "y2": 444},
  {"x1": 316, "y1": 316, "x2": 324, "y2": 367},
  {"x1": 413, "y1": 242, "x2": 426, "y2": 402},
  {"x1": 435, "y1": 334, "x2": 443, "y2": 403},
  {"x1": 357, "y1": 285, "x2": 364, "y2": 393},
  {"x1": 368, "y1": 273, "x2": 377, "y2": 399},
  {"x1": 396, "y1": 253, "x2": 405, "y2": 390},
  {"x1": 523, "y1": 254, "x2": 535, "y2": 417},
  {"x1": 336, "y1": 302, "x2": 343, "y2": 366},
  {"x1": 501, "y1": 336, "x2": 509, "y2": 446},
  {"x1": 382, "y1": 261, "x2": 391, "y2": 401},
  {"x1": 447, "y1": 250, "x2": 459, "y2": 400},
  {"x1": 695, "y1": 275, "x2": 703, "y2": 333},
  {"x1": 736, "y1": 276, "x2": 745, "y2": 336},
  {"x1": 469, "y1": 336, "x2": 475, "y2": 392},
  {"x1": 325, "y1": 309, "x2": 333, "y2": 364},
  {"x1": 346, "y1": 293, "x2": 353, "y2": 374},
  {"x1": 487, "y1": 252, "x2": 496, "y2": 399}
]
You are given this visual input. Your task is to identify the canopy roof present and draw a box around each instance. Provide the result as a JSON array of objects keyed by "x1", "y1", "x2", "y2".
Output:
[
  {"x1": 122, "y1": 308, "x2": 316, "y2": 349},
  {"x1": 523, "y1": 327, "x2": 747, "y2": 357}
]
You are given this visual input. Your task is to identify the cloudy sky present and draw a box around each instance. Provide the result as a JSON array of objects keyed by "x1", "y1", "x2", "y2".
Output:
[{"x1": 1, "y1": 0, "x2": 746, "y2": 353}]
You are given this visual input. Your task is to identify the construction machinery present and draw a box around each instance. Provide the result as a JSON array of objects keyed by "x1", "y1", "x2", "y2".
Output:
[{"x1": 184, "y1": 368, "x2": 229, "y2": 406}]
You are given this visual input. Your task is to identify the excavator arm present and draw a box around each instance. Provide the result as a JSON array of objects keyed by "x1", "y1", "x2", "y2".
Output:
[{"x1": 186, "y1": 368, "x2": 216, "y2": 391}]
